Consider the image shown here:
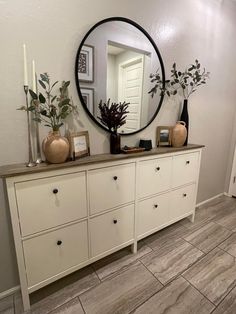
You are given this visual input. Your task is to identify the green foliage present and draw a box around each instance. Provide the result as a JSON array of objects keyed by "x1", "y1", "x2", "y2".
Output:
[
  {"x1": 19, "y1": 73, "x2": 77, "y2": 131},
  {"x1": 98, "y1": 99, "x2": 129, "y2": 133},
  {"x1": 149, "y1": 60, "x2": 210, "y2": 100}
]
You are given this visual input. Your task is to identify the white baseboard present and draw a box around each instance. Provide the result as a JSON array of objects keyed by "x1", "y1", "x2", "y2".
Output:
[
  {"x1": 0, "y1": 285, "x2": 20, "y2": 300},
  {"x1": 196, "y1": 193, "x2": 224, "y2": 207},
  {"x1": 224, "y1": 192, "x2": 232, "y2": 197}
]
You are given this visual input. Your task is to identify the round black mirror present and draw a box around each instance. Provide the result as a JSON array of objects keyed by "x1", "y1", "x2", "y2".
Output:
[{"x1": 75, "y1": 17, "x2": 165, "y2": 135}]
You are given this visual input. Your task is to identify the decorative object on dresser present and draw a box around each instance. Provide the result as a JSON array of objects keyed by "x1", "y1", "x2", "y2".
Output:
[
  {"x1": 0, "y1": 144, "x2": 203, "y2": 311},
  {"x1": 98, "y1": 99, "x2": 129, "y2": 154},
  {"x1": 68, "y1": 131, "x2": 90, "y2": 160},
  {"x1": 121, "y1": 146, "x2": 145, "y2": 154},
  {"x1": 150, "y1": 60, "x2": 210, "y2": 145},
  {"x1": 27, "y1": 73, "x2": 77, "y2": 163},
  {"x1": 75, "y1": 17, "x2": 165, "y2": 135},
  {"x1": 156, "y1": 126, "x2": 172, "y2": 147},
  {"x1": 171, "y1": 121, "x2": 187, "y2": 148},
  {"x1": 21, "y1": 44, "x2": 36, "y2": 167},
  {"x1": 139, "y1": 139, "x2": 152, "y2": 151}
]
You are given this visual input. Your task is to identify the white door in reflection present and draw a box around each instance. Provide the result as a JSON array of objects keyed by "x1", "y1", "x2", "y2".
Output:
[{"x1": 118, "y1": 56, "x2": 144, "y2": 133}]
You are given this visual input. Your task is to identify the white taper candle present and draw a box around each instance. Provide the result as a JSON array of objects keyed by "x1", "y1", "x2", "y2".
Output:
[
  {"x1": 23, "y1": 44, "x2": 28, "y2": 86},
  {"x1": 32, "y1": 60, "x2": 36, "y2": 93}
]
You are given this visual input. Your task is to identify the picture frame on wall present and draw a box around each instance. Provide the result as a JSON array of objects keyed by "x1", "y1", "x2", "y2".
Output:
[
  {"x1": 81, "y1": 87, "x2": 94, "y2": 114},
  {"x1": 78, "y1": 45, "x2": 94, "y2": 82},
  {"x1": 68, "y1": 131, "x2": 90, "y2": 160},
  {"x1": 156, "y1": 126, "x2": 172, "y2": 147}
]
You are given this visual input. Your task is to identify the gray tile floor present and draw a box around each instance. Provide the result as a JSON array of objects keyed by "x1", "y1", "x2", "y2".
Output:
[{"x1": 1, "y1": 195, "x2": 236, "y2": 314}]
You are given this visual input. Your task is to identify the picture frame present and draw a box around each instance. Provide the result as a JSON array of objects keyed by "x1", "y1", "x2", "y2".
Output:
[
  {"x1": 156, "y1": 126, "x2": 172, "y2": 147},
  {"x1": 78, "y1": 45, "x2": 94, "y2": 82},
  {"x1": 81, "y1": 87, "x2": 94, "y2": 114},
  {"x1": 68, "y1": 131, "x2": 90, "y2": 159}
]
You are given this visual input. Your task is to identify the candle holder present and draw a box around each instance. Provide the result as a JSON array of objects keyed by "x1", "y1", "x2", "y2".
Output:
[{"x1": 24, "y1": 85, "x2": 36, "y2": 167}]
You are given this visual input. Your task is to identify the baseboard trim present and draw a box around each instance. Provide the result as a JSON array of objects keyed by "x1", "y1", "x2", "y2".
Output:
[
  {"x1": 0, "y1": 285, "x2": 20, "y2": 300},
  {"x1": 196, "y1": 193, "x2": 224, "y2": 207}
]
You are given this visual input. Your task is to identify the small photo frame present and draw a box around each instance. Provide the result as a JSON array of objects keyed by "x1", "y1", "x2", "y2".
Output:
[
  {"x1": 78, "y1": 45, "x2": 94, "y2": 82},
  {"x1": 68, "y1": 131, "x2": 90, "y2": 159},
  {"x1": 156, "y1": 126, "x2": 172, "y2": 147},
  {"x1": 81, "y1": 87, "x2": 94, "y2": 114}
]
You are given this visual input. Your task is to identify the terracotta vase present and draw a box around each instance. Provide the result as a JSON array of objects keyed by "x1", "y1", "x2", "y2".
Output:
[
  {"x1": 110, "y1": 132, "x2": 121, "y2": 154},
  {"x1": 43, "y1": 130, "x2": 69, "y2": 163},
  {"x1": 171, "y1": 121, "x2": 187, "y2": 148}
]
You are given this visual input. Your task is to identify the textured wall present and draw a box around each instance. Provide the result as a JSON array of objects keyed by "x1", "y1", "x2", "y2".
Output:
[{"x1": 0, "y1": 0, "x2": 236, "y2": 293}]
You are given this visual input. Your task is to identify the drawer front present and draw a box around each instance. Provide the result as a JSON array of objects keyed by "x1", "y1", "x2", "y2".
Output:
[
  {"x1": 170, "y1": 184, "x2": 196, "y2": 220},
  {"x1": 16, "y1": 172, "x2": 87, "y2": 236},
  {"x1": 23, "y1": 221, "x2": 88, "y2": 287},
  {"x1": 139, "y1": 157, "x2": 172, "y2": 198},
  {"x1": 90, "y1": 204, "x2": 134, "y2": 257},
  {"x1": 138, "y1": 193, "x2": 169, "y2": 237},
  {"x1": 172, "y1": 152, "x2": 199, "y2": 187},
  {"x1": 88, "y1": 163, "x2": 135, "y2": 215}
]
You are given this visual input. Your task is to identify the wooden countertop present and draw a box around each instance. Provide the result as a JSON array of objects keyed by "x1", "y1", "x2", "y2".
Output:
[{"x1": 0, "y1": 144, "x2": 204, "y2": 178}]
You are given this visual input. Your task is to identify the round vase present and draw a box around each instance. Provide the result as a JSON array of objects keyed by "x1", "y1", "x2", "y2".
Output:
[
  {"x1": 43, "y1": 131, "x2": 69, "y2": 163},
  {"x1": 171, "y1": 121, "x2": 187, "y2": 147},
  {"x1": 180, "y1": 99, "x2": 189, "y2": 146},
  {"x1": 110, "y1": 132, "x2": 121, "y2": 154}
]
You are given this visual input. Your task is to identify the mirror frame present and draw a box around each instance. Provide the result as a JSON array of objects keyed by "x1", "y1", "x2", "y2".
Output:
[{"x1": 75, "y1": 17, "x2": 165, "y2": 136}]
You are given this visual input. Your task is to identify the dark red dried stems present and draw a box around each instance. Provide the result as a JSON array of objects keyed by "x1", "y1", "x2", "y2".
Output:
[{"x1": 98, "y1": 99, "x2": 129, "y2": 133}]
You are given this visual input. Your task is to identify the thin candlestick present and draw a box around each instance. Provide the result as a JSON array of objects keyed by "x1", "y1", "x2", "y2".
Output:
[
  {"x1": 24, "y1": 85, "x2": 36, "y2": 167},
  {"x1": 34, "y1": 73, "x2": 43, "y2": 163}
]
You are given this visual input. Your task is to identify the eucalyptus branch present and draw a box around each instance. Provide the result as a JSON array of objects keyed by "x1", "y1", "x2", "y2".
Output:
[
  {"x1": 149, "y1": 60, "x2": 210, "y2": 100},
  {"x1": 18, "y1": 73, "x2": 77, "y2": 132}
]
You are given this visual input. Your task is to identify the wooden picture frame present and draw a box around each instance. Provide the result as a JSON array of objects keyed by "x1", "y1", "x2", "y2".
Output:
[
  {"x1": 81, "y1": 87, "x2": 94, "y2": 114},
  {"x1": 68, "y1": 131, "x2": 90, "y2": 159},
  {"x1": 156, "y1": 126, "x2": 172, "y2": 147},
  {"x1": 78, "y1": 45, "x2": 94, "y2": 82}
]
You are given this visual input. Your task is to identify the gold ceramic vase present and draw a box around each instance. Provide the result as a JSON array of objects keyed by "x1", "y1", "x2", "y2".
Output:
[
  {"x1": 43, "y1": 130, "x2": 69, "y2": 164},
  {"x1": 171, "y1": 121, "x2": 187, "y2": 148}
]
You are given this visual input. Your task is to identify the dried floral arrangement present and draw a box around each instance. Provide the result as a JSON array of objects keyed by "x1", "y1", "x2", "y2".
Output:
[
  {"x1": 98, "y1": 99, "x2": 129, "y2": 133},
  {"x1": 149, "y1": 60, "x2": 210, "y2": 99}
]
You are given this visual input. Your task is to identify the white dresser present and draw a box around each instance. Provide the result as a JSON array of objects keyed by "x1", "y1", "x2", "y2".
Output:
[{"x1": 0, "y1": 144, "x2": 203, "y2": 310}]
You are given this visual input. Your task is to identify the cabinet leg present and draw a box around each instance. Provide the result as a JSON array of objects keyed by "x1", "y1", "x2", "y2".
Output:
[
  {"x1": 131, "y1": 242, "x2": 137, "y2": 254},
  {"x1": 188, "y1": 212, "x2": 195, "y2": 223}
]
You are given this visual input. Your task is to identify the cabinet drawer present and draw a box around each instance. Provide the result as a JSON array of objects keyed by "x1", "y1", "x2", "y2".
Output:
[
  {"x1": 138, "y1": 193, "x2": 169, "y2": 237},
  {"x1": 172, "y1": 152, "x2": 199, "y2": 187},
  {"x1": 139, "y1": 157, "x2": 172, "y2": 198},
  {"x1": 90, "y1": 204, "x2": 134, "y2": 257},
  {"x1": 88, "y1": 163, "x2": 135, "y2": 215},
  {"x1": 170, "y1": 184, "x2": 196, "y2": 220},
  {"x1": 16, "y1": 172, "x2": 87, "y2": 236},
  {"x1": 23, "y1": 221, "x2": 88, "y2": 287}
]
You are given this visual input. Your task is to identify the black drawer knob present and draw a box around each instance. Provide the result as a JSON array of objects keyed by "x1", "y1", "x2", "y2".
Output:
[
  {"x1": 154, "y1": 204, "x2": 158, "y2": 208},
  {"x1": 186, "y1": 161, "x2": 190, "y2": 164},
  {"x1": 183, "y1": 193, "x2": 187, "y2": 197},
  {"x1": 53, "y1": 188, "x2": 58, "y2": 194},
  {"x1": 113, "y1": 176, "x2": 118, "y2": 181},
  {"x1": 113, "y1": 219, "x2": 118, "y2": 224},
  {"x1": 156, "y1": 167, "x2": 160, "y2": 171},
  {"x1": 57, "y1": 240, "x2": 62, "y2": 246}
]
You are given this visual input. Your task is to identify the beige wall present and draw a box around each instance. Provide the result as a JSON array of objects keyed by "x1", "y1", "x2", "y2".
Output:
[{"x1": 1, "y1": 0, "x2": 236, "y2": 293}]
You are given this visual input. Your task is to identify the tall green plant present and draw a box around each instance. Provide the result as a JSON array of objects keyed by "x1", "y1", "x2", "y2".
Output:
[
  {"x1": 19, "y1": 73, "x2": 77, "y2": 131},
  {"x1": 149, "y1": 60, "x2": 210, "y2": 99}
]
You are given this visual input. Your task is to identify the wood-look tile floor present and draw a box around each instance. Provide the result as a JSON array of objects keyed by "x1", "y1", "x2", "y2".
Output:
[{"x1": 1, "y1": 195, "x2": 236, "y2": 314}]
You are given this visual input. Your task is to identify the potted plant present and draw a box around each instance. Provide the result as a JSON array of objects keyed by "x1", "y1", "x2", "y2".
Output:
[
  {"x1": 27, "y1": 73, "x2": 77, "y2": 163},
  {"x1": 97, "y1": 99, "x2": 129, "y2": 154},
  {"x1": 150, "y1": 60, "x2": 210, "y2": 145}
]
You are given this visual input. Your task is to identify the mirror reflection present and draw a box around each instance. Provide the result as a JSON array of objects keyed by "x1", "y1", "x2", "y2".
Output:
[{"x1": 76, "y1": 18, "x2": 165, "y2": 134}]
